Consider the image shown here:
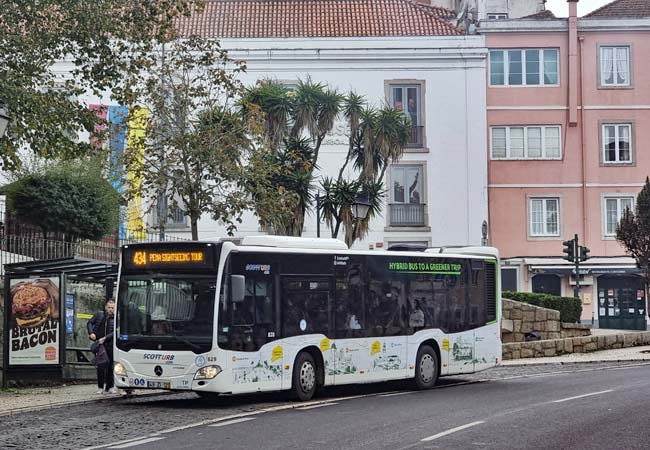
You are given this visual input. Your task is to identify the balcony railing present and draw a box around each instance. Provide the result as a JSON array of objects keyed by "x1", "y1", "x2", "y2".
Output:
[
  {"x1": 389, "y1": 203, "x2": 426, "y2": 227},
  {"x1": 405, "y1": 126, "x2": 424, "y2": 148}
]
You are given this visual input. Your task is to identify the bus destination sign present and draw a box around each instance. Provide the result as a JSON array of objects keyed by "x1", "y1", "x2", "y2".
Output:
[{"x1": 122, "y1": 245, "x2": 216, "y2": 271}]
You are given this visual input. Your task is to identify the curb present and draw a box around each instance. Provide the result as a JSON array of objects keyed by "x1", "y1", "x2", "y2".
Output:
[{"x1": 502, "y1": 358, "x2": 650, "y2": 367}]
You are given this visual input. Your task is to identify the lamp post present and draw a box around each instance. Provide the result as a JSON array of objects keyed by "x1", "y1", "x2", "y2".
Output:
[
  {"x1": 0, "y1": 100, "x2": 9, "y2": 138},
  {"x1": 315, "y1": 192, "x2": 371, "y2": 238},
  {"x1": 351, "y1": 193, "x2": 371, "y2": 221}
]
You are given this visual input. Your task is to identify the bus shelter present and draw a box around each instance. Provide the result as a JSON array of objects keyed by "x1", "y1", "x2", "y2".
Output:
[{"x1": 2, "y1": 257, "x2": 117, "y2": 387}]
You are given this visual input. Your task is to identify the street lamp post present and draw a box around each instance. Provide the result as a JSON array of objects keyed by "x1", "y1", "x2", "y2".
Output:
[
  {"x1": 351, "y1": 193, "x2": 371, "y2": 221},
  {"x1": 0, "y1": 100, "x2": 9, "y2": 138},
  {"x1": 315, "y1": 192, "x2": 371, "y2": 238}
]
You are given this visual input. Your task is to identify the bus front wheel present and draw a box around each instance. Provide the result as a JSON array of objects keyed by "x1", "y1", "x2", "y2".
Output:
[
  {"x1": 414, "y1": 345, "x2": 439, "y2": 390},
  {"x1": 291, "y1": 352, "x2": 317, "y2": 401}
]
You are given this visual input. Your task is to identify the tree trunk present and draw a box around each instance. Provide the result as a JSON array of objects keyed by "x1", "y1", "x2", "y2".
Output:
[{"x1": 191, "y1": 218, "x2": 199, "y2": 240}]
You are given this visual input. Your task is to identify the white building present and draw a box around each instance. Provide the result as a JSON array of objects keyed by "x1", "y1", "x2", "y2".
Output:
[
  {"x1": 63, "y1": 0, "x2": 487, "y2": 250},
  {"x1": 162, "y1": 0, "x2": 489, "y2": 250}
]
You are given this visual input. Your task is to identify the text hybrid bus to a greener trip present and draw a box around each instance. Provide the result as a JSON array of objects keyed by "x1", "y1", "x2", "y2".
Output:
[{"x1": 113, "y1": 236, "x2": 501, "y2": 401}]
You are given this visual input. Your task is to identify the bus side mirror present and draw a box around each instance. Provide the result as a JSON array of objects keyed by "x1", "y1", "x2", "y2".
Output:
[{"x1": 230, "y1": 275, "x2": 245, "y2": 303}]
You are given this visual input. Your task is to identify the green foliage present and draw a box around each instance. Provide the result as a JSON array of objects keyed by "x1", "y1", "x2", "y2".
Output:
[
  {"x1": 502, "y1": 291, "x2": 582, "y2": 323},
  {"x1": 245, "y1": 81, "x2": 410, "y2": 246},
  {"x1": 6, "y1": 159, "x2": 120, "y2": 241},
  {"x1": 0, "y1": 0, "x2": 196, "y2": 169},
  {"x1": 617, "y1": 177, "x2": 650, "y2": 289},
  {"x1": 126, "y1": 36, "x2": 259, "y2": 240}
]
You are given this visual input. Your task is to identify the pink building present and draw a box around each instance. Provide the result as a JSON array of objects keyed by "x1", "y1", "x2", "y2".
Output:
[{"x1": 481, "y1": 0, "x2": 650, "y2": 329}]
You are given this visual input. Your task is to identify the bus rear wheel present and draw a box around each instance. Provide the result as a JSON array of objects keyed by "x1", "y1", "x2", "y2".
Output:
[
  {"x1": 291, "y1": 352, "x2": 317, "y2": 401},
  {"x1": 414, "y1": 345, "x2": 439, "y2": 390}
]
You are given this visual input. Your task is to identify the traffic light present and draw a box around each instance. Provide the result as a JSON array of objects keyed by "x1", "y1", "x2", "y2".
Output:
[
  {"x1": 580, "y1": 246, "x2": 590, "y2": 262},
  {"x1": 563, "y1": 239, "x2": 575, "y2": 262}
]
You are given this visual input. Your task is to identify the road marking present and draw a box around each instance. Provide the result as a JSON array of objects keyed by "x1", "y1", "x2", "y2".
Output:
[
  {"x1": 297, "y1": 402, "x2": 338, "y2": 410},
  {"x1": 380, "y1": 392, "x2": 414, "y2": 397},
  {"x1": 421, "y1": 421, "x2": 485, "y2": 442},
  {"x1": 108, "y1": 437, "x2": 165, "y2": 449},
  {"x1": 552, "y1": 389, "x2": 614, "y2": 403},
  {"x1": 209, "y1": 417, "x2": 256, "y2": 427}
]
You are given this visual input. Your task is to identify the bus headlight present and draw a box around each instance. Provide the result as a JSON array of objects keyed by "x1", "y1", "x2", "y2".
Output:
[
  {"x1": 114, "y1": 362, "x2": 127, "y2": 376},
  {"x1": 194, "y1": 365, "x2": 222, "y2": 380}
]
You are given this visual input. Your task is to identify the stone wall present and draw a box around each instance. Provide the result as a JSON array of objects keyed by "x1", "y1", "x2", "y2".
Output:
[
  {"x1": 501, "y1": 298, "x2": 591, "y2": 343},
  {"x1": 503, "y1": 331, "x2": 650, "y2": 360}
]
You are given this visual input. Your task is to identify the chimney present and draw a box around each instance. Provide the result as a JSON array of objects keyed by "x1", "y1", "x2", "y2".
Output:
[{"x1": 568, "y1": 0, "x2": 579, "y2": 126}]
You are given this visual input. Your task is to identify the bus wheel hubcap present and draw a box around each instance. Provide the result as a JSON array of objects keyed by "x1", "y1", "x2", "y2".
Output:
[
  {"x1": 420, "y1": 354, "x2": 435, "y2": 383},
  {"x1": 300, "y1": 362, "x2": 315, "y2": 392}
]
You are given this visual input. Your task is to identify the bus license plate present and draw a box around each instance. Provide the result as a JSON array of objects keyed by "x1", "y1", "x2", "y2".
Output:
[{"x1": 147, "y1": 380, "x2": 170, "y2": 389}]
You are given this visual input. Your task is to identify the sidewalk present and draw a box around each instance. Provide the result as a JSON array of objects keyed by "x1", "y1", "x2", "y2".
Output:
[{"x1": 0, "y1": 384, "x2": 161, "y2": 416}]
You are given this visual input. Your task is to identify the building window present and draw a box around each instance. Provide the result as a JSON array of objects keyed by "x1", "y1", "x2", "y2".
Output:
[
  {"x1": 600, "y1": 46, "x2": 630, "y2": 87},
  {"x1": 529, "y1": 197, "x2": 559, "y2": 237},
  {"x1": 389, "y1": 165, "x2": 425, "y2": 227},
  {"x1": 604, "y1": 197, "x2": 634, "y2": 236},
  {"x1": 491, "y1": 126, "x2": 561, "y2": 159},
  {"x1": 152, "y1": 198, "x2": 188, "y2": 229},
  {"x1": 389, "y1": 84, "x2": 423, "y2": 148},
  {"x1": 489, "y1": 49, "x2": 559, "y2": 86},
  {"x1": 602, "y1": 123, "x2": 632, "y2": 163},
  {"x1": 487, "y1": 13, "x2": 508, "y2": 20},
  {"x1": 500, "y1": 267, "x2": 518, "y2": 292}
]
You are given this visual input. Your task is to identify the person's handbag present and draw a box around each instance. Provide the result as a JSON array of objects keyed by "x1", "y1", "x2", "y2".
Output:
[{"x1": 94, "y1": 343, "x2": 109, "y2": 366}]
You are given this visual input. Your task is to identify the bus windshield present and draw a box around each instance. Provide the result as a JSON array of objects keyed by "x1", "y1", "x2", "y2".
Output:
[{"x1": 116, "y1": 276, "x2": 216, "y2": 353}]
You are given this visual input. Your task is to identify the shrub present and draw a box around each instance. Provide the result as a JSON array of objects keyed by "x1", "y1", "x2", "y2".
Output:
[{"x1": 502, "y1": 291, "x2": 582, "y2": 323}]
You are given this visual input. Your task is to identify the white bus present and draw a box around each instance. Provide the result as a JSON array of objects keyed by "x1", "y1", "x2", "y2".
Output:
[{"x1": 113, "y1": 236, "x2": 501, "y2": 401}]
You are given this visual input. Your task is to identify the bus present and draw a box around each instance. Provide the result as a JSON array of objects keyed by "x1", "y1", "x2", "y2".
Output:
[{"x1": 113, "y1": 236, "x2": 501, "y2": 401}]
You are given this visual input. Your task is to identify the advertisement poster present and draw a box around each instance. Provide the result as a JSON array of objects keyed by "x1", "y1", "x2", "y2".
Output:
[
  {"x1": 8, "y1": 277, "x2": 61, "y2": 365},
  {"x1": 66, "y1": 293, "x2": 75, "y2": 334}
]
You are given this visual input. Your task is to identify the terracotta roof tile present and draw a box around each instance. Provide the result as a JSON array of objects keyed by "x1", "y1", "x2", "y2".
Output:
[
  {"x1": 522, "y1": 9, "x2": 556, "y2": 19},
  {"x1": 176, "y1": 0, "x2": 462, "y2": 38},
  {"x1": 585, "y1": 0, "x2": 650, "y2": 18}
]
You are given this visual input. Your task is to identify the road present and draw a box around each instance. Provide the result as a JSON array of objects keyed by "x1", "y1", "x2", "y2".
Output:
[{"x1": 2, "y1": 362, "x2": 650, "y2": 450}]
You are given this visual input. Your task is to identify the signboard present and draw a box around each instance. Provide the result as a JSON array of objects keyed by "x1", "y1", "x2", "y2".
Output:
[
  {"x1": 8, "y1": 277, "x2": 61, "y2": 365},
  {"x1": 122, "y1": 244, "x2": 216, "y2": 272},
  {"x1": 65, "y1": 293, "x2": 75, "y2": 334}
]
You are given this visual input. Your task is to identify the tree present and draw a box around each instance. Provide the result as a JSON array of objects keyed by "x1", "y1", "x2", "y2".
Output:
[
  {"x1": 125, "y1": 37, "x2": 267, "y2": 240},
  {"x1": 244, "y1": 82, "x2": 410, "y2": 246},
  {"x1": 0, "y1": 0, "x2": 197, "y2": 169},
  {"x1": 242, "y1": 79, "x2": 342, "y2": 236},
  {"x1": 617, "y1": 177, "x2": 650, "y2": 301},
  {"x1": 321, "y1": 102, "x2": 410, "y2": 246},
  {"x1": 6, "y1": 158, "x2": 120, "y2": 241}
]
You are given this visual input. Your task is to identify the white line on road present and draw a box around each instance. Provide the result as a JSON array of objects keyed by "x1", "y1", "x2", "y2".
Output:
[
  {"x1": 380, "y1": 392, "x2": 414, "y2": 398},
  {"x1": 552, "y1": 389, "x2": 614, "y2": 403},
  {"x1": 209, "y1": 417, "x2": 256, "y2": 427},
  {"x1": 421, "y1": 421, "x2": 485, "y2": 442},
  {"x1": 108, "y1": 437, "x2": 165, "y2": 449},
  {"x1": 297, "y1": 402, "x2": 338, "y2": 410}
]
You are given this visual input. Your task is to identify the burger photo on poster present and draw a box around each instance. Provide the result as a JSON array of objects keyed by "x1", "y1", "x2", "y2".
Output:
[{"x1": 11, "y1": 279, "x2": 60, "y2": 328}]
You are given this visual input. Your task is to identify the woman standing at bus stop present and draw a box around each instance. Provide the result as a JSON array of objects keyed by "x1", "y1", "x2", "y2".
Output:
[{"x1": 88, "y1": 298, "x2": 117, "y2": 394}]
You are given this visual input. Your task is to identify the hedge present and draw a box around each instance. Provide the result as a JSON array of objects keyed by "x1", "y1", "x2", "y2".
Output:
[{"x1": 502, "y1": 291, "x2": 582, "y2": 323}]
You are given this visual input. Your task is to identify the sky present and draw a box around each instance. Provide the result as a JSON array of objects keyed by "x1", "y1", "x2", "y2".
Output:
[{"x1": 544, "y1": 0, "x2": 613, "y2": 17}]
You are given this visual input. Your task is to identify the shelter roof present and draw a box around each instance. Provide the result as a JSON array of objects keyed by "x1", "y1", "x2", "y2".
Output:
[{"x1": 4, "y1": 257, "x2": 118, "y2": 283}]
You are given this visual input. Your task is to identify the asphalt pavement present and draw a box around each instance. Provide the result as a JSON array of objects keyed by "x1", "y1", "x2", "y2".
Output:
[{"x1": 3, "y1": 342, "x2": 650, "y2": 416}]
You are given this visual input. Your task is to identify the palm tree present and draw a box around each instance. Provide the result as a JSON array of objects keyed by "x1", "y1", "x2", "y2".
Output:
[
  {"x1": 243, "y1": 79, "x2": 341, "y2": 236},
  {"x1": 322, "y1": 95, "x2": 410, "y2": 246}
]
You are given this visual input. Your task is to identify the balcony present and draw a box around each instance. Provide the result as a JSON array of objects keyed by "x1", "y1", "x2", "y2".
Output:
[
  {"x1": 405, "y1": 126, "x2": 424, "y2": 148},
  {"x1": 389, "y1": 203, "x2": 426, "y2": 227}
]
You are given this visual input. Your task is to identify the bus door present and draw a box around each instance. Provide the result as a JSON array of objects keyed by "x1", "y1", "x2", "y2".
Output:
[{"x1": 281, "y1": 277, "x2": 334, "y2": 386}]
